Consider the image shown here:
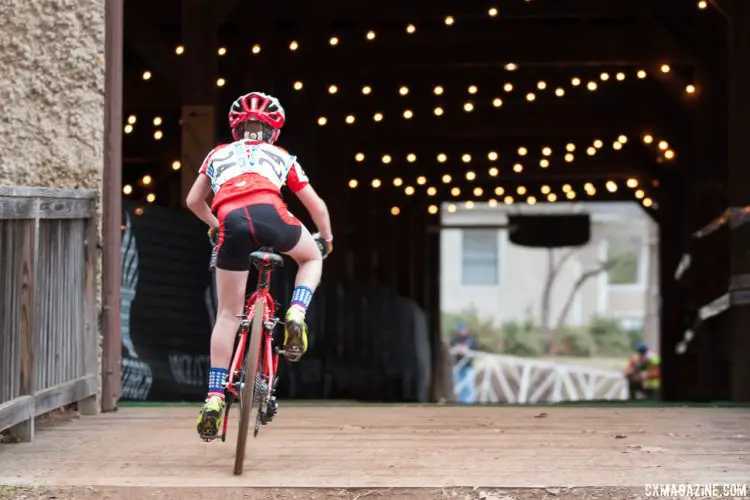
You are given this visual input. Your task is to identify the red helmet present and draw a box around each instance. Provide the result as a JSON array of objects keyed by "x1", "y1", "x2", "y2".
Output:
[{"x1": 228, "y1": 92, "x2": 285, "y2": 142}]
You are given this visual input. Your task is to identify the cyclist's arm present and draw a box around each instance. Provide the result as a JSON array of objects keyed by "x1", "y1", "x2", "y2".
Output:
[
  {"x1": 186, "y1": 173, "x2": 219, "y2": 229},
  {"x1": 286, "y1": 160, "x2": 333, "y2": 242},
  {"x1": 295, "y1": 184, "x2": 333, "y2": 242}
]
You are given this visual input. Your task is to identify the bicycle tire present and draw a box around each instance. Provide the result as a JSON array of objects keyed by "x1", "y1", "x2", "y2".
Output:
[{"x1": 233, "y1": 299, "x2": 265, "y2": 475}]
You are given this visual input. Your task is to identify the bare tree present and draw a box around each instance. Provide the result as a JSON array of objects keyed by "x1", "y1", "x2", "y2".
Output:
[
  {"x1": 554, "y1": 259, "x2": 617, "y2": 334},
  {"x1": 540, "y1": 248, "x2": 578, "y2": 350},
  {"x1": 540, "y1": 245, "x2": 619, "y2": 353}
]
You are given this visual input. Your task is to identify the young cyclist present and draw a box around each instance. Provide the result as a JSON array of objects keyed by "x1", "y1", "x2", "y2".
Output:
[{"x1": 185, "y1": 91, "x2": 333, "y2": 440}]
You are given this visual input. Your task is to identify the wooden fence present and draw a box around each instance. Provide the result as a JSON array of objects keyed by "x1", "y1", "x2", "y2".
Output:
[{"x1": 0, "y1": 187, "x2": 99, "y2": 441}]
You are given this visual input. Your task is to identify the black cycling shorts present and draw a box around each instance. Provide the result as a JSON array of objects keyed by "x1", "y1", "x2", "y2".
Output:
[{"x1": 215, "y1": 201, "x2": 301, "y2": 271}]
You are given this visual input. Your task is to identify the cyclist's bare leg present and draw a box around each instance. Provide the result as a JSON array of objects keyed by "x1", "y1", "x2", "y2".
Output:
[
  {"x1": 197, "y1": 268, "x2": 248, "y2": 440},
  {"x1": 211, "y1": 268, "x2": 249, "y2": 370},
  {"x1": 280, "y1": 225, "x2": 322, "y2": 361},
  {"x1": 285, "y1": 225, "x2": 323, "y2": 291}
]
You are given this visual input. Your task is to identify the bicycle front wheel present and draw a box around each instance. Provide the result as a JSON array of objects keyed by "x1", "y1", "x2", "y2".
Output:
[{"x1": 233, "y1": 299, "x2": 265, "y2": 475}]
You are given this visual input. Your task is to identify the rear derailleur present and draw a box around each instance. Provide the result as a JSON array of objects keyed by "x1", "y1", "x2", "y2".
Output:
[{"x1": 256, "y1": 374, "x2": 279, "y2": 425}]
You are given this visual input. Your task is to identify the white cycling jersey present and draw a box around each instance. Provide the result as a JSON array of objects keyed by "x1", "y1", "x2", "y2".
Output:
[{"x1": 199, "y1": 139, "x2": 309, "y2": 194}]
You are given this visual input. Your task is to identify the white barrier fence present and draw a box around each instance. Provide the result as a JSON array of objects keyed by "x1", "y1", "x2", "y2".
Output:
[{"x1": 452, "y1": 351, "x2": 629, "y2": 403}]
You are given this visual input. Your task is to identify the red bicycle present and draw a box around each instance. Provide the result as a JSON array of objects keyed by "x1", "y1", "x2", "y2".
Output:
[{"x1": 219, "y1": 247, "x2": 286, "y2": 475}]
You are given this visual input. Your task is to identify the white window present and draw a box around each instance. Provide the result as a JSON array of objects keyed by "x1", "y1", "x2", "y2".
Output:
[
  {"x1": 607, "y1": 235, "x2": 643, "y2": 286},
  {"x1": 462, "y1": 230, "x2": 499, "y2": 285}
]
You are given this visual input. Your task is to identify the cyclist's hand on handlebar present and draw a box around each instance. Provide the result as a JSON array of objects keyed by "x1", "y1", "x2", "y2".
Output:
[
  {"x1": 313, "y1": 233, "x2": 333, "y2": 259},
  {"x1": 208, "y1": 226, "x2": 219, "y2": 246}
]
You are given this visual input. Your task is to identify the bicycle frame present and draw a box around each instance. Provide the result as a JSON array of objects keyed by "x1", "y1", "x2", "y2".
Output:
[{"x1": 221, "y1": 260, "x2": 280, "y2": 440}]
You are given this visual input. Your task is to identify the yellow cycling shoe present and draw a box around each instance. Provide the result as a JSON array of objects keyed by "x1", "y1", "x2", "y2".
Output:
[
  {"x1": 283, "y1": 307, "x2": 308, "y2": 362},
  {"x1": 196, "y1": 394, "x2": 224, "y2": 441}
]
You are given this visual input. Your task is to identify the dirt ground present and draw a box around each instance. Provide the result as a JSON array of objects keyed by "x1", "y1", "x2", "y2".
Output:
[{"x1": 0, "y1": 404, "x2": 748, "y2": 499}]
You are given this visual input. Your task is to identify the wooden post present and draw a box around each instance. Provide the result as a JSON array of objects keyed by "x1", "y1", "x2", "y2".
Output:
[
  {"x1": 12, "y1": 218, "x2": 36, "y2": 441},
  {"x1": 79, "y1": 214, "x2": 99, "y2": 415},
  {"x1": 727, "y1": 0, "x2": 750, "y2": 402},
  {"x1": 101, "y1": 0, "x2": 124, "y2": 411}
]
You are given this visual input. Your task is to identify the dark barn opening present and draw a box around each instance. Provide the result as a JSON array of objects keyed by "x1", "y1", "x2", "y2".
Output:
[{"x1": 116, "y1": 0, "x2": 750, "y2": 404}]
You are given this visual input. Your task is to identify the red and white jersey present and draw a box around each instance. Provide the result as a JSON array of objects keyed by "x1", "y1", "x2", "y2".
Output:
[{"x1": 198, "y1": 139, "x2": 309, "y2": 210}]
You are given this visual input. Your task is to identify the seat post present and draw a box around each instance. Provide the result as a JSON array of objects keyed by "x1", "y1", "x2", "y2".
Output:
[{"x1": 256, "y1": 265, "x2": 272, "y2": 290}]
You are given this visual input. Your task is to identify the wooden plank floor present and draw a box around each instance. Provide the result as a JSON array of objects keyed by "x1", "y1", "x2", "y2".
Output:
[{"x1": 0, "y1": 405, "x2": 748, "y2": 489}]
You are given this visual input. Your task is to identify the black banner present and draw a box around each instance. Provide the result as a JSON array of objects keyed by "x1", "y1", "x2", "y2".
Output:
[{"x1": 120, "y1": 202, "x2": 431, "y2": 402}]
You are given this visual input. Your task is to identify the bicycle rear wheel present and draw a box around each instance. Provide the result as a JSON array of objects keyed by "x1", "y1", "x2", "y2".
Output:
[{"x1": 233, "y1": 299, "x2": 264, "y2": 475}]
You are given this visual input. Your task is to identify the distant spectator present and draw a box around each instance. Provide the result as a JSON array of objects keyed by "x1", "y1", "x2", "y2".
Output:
[
  {"x1": 623, "y1": 342, "x2": 660, "y2": 400},
  {"x1": 450, "y1": 322, "x2": 478, "y2": 403}
]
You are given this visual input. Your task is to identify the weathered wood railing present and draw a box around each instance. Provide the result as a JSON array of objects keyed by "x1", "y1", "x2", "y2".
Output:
[{"x1": 0, "y1": 187, "x2": 99, "y2": 441}]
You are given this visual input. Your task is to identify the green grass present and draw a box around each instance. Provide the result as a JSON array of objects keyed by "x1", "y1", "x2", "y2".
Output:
[
  {"x1": 535, "y1": 356, "x2": 628, "y2": 372},
  {"x1": 0, "y1": 485, "x2": 43, "y2": 499}
]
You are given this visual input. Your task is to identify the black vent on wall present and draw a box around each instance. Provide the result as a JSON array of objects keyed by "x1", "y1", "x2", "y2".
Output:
[{"x1": 508, "y1": 214, "x2": 591, "y2": 248}]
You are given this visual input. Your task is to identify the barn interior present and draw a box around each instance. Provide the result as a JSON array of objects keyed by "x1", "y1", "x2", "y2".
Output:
[{"x1": 115, "y1": 0, "x2": 750, "y2": 403}]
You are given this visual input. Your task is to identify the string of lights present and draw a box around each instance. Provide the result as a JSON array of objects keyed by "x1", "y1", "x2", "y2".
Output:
[
  {"x1": 379, "y1": 178, "x2": 656, "y2": 217},
  {"x1": 122, "y1": 1, "x2": 702, "y2": 211}
]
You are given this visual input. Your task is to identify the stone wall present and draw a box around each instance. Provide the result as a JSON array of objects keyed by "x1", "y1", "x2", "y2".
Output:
[
  {"x1": 0, "y1": 0, "x2": 106, "y2": 411},
  {"x1": 0, "y1": 0, "x2": 104, "y2": 189}
]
